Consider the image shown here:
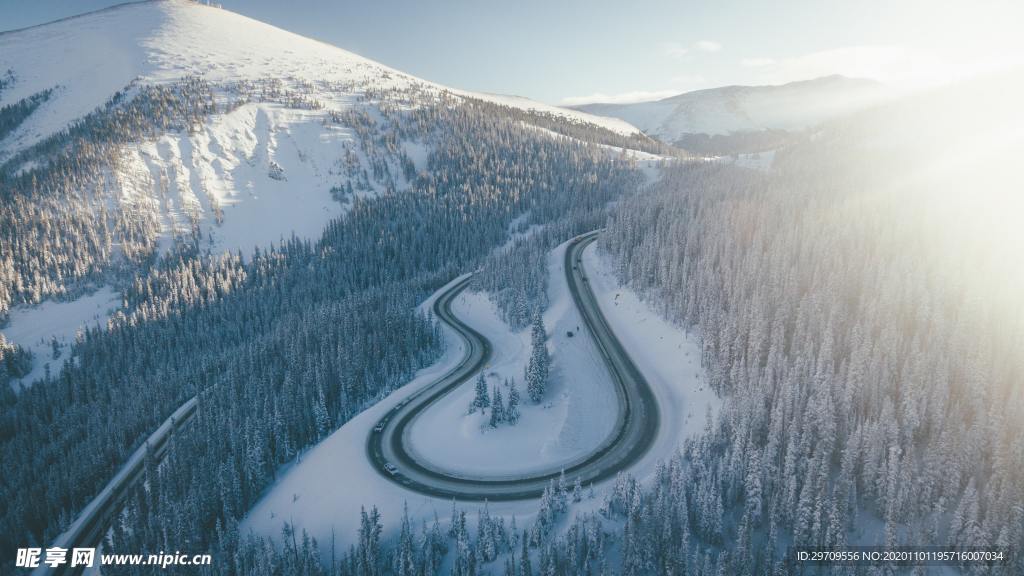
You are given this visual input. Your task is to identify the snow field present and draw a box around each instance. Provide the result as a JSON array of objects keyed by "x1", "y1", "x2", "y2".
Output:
[
  {"x1": 117, "y1": 103, "x2": 358, "y2": 258},
  {"x1": 2, "y1": 286, "x2": 120, "y2": 390}
]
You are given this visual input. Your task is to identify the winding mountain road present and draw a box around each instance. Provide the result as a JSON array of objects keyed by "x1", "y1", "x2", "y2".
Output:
[{"x1": 367, "y1": 231, "x2": 660, "y2": 500}]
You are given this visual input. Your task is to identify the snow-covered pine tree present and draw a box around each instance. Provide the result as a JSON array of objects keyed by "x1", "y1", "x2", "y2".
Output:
[
  {"x1": 526, "y1": 312, "x2": 549, "y2": 403},
  {"x1": 452, "y1": 510, "x2": 473, "y2": 576},
  {"x1": 470, "y1": 371, "x2": 490, "y2": 413},
  {"x1": 449, "y1": 500, "x2": 460, "y2": 539},
  {"x1": 520, "y1": 530, "x2": 533, "y2": 576},
  {"x1": 506, "y1": 378, "x2": 521, "y2": 424},
  {"x1": 395, "y1": 503, "x2": 415, "y2": 576},
  {"x1": 556, "y1": 470, "x2": 569, "y2": 512},
  {"x1": 490, "y1": 386, "x2": 505, "y2": 428},
  {"x1": 356, "y1": 506, "x2": 382, "y2": 576}
]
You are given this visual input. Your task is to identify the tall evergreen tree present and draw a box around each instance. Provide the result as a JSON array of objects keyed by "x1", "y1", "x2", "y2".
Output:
[
  {"x1": 506, "y1": 378, "x2": 521, "y2": 424},
  {"x1": 356, "y1": 506, "x2": 382, "y2": 576},
  {"x1": 471, "y1": 372, "x2": 490, "y2": 413},
  {"x1": 526, "y1": 312, "x2": 550, "y2": 403},
  {"x1": 395, "y1": 503, "x2": 415, "y2": 576},
  {"x1": 520, "y1": 530, "x2": 533, "y2": 576},
  {"x1": 490, "y1": 386, "x2": 505, "y2": 428}
]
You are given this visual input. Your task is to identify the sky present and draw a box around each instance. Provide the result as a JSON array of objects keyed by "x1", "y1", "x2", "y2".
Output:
[{"x1": 1, "y1": 0, "x2": 1022, "y2": 105}]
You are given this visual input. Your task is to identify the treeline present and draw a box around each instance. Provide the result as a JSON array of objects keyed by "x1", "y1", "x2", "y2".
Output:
[
  {"x1": 0, "y1": 76, "x2": 335, "y2": 318},
  {"x1": 0, "y1": 78, "x2": 218, "y2": 317},
  {"x1": 450, "y1": 96, "x2": 675, "y2": 159},
  {"x1": 0, "y1": 237, "x2": 443, "y2": 558},
  {"x1": 0, "y1": 334, "x2": 31, "y2": 392},
  {"x1": 0, "y1": 87, "x2": 52, "y2": 141},
  {"x1": 227, "y1": 471, "x2": 603, "y2": 576},
  {"x1": 0, "y1": 70, "x2": 14, "y2": 95}
]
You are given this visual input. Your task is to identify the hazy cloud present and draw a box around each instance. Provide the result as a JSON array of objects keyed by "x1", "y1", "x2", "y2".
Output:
[
  {"x1": 694, "y1": 40, "x2": 722, "y2": 53},
  {"x1": 744, "y1": 45, "x2": 953, "y2": 89}
]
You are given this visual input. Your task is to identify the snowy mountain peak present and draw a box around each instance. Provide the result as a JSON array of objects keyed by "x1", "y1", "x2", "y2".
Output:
[
  {"x1": 0, "y1": 0, "x2": 636, "y2": 155},
  {"x1": 0, "y1": 1, "x2": 410, "y2": 153}
]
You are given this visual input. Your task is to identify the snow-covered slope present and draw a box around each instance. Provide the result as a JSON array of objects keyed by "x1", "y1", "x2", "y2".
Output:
[
  {"x1": 0, "y1": 0, "x2": 635, "y2": 157},
  {"x1": 2, "y1": 287, "x2": 119, "y2": 388},
  {"x1": 574, "y1": 75, "x2": 888, "y2": 141}
]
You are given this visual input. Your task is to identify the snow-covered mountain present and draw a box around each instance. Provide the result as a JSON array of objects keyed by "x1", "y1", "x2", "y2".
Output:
[
  {"x1": 0, "y1": 0, "x2": 656, "y2": 390},
  {"x1": 0, "y1": 0, "x2": 639, "y2": 258},
  {"x1": 574, "y1": 75, "x2": 889, "y2": 145},
  {"x1": 0, "y1": 0, "x2": 636, "y2": 152}
]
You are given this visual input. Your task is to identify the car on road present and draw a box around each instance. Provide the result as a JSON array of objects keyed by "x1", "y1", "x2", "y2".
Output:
[
  {"x1": 374, "y1": 421, "x2": 386, "y2": 433},
  {"x1": 384, "y1": 463, "x2": 399, "y2": 476}
]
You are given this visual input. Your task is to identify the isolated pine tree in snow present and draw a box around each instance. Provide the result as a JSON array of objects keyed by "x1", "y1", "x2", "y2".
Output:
[
  {"x1": 506, "y1": 378, "x2": 521, "y2": 424},
  {"x1": 470, "y1": 372, "x2": 490, "y2": 413},
  {"x1": 490, "y1": 386, "x2": 504, "y2": 428},
  {"x1": 526, "y1": 311, "x2": 549, "y2": 403}
]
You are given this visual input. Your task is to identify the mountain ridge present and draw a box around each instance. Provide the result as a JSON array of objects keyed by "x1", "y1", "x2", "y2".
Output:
[{"x1": 573, "y1": 74, "x2": 889, "y2": 143}]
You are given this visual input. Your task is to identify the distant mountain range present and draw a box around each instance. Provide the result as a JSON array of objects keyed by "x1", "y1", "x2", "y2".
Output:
[{"x1": 574, "y1": 75, "x2": 890, "y2": 153}]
